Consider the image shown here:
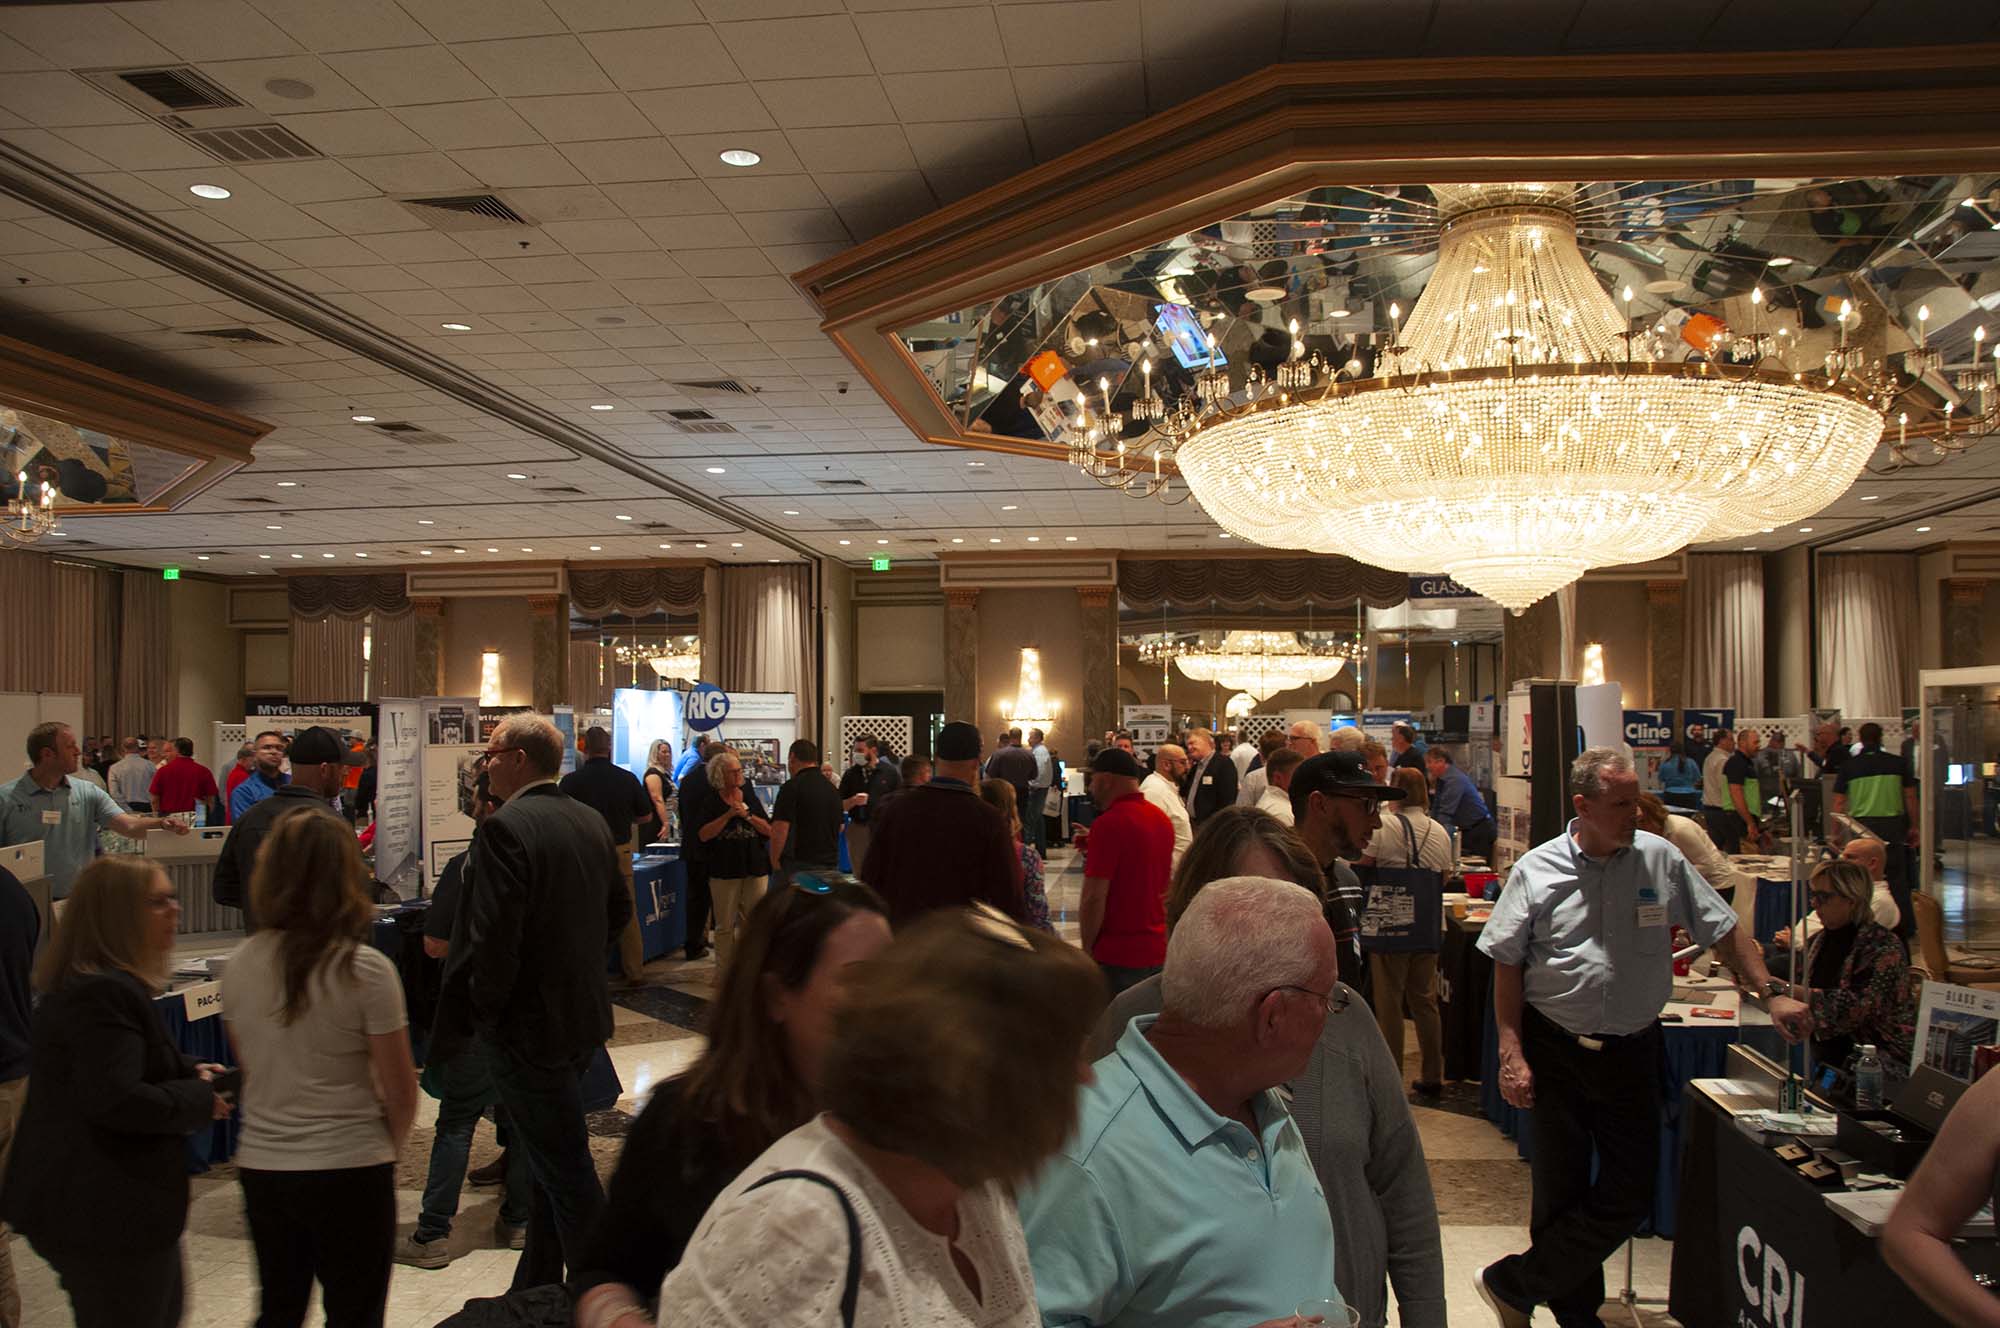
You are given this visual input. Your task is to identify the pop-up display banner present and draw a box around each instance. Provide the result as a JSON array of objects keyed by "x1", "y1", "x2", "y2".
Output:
[{"x1": 373, "y1": 698, "x2": 423, "y2": 889}]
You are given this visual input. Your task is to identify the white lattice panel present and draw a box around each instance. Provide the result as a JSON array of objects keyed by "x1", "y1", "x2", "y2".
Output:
[
  {"x1": 841, "y1": 716, "x2": 914, "y2": 761},
  {"x1": 1236, "y1": 715, "x2": 1288, "y2": 745},
  {"x1": 211, "y1": 722, "x2": 247, "y2": 782}
]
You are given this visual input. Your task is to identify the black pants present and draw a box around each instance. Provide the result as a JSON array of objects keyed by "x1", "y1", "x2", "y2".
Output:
[
  {"x1": 42, "y1": 1241, "x2": 182, "y2": 1328},
  {"x1": 1489, "y1": 1007, "x2": 1661, "y2": 1327},
  {"x1": 1703, "y1": 805, "x2": 1743, "y2": 854},
  {"x1": 1098, "y1": 963, "x2": 1161, "y2": 996},
  {"x1": 1459, "y1": 817, "x2": 1497, "y2": 863},
  {"x1": 483, "y1": 1038, "x2": 604, "y2": 1291},
  {"x1": 1857, "y1": 815, "x2": 1915, "y2": 941},
  {"x1": 239, "y1": 1163, "x2": 395, "y2": 1328},
  {"x1": 683, "y1": 861, "x2": 712, "y2": 956}
]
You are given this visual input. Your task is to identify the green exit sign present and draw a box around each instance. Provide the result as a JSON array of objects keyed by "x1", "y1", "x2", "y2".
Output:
[
  {"x1": 161, "y1": 567, "x2": 180, "y2": 581},
  {"x1": 870, "y1": 555, "x2": 891, "y2": 572}
]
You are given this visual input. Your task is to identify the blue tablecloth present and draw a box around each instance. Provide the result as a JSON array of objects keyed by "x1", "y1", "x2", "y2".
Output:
[
  {"x1": 1754, "y1": 876, "x2": 1795, "y2": 945},
  {"x1": 154, "y1": 988, "x2": 240, "y2": 1172},
  {"x1": 632, "y1": 855, "x2": 687, "y2": 960}
]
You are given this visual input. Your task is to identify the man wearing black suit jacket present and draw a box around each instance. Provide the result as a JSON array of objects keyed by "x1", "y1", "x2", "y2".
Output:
[
  {"x1": 434, "y1": 713, "x2": 631, "y2": 1290},
  {"x1": 1179, "y1": 727, "x2": 1239, "y2": 829}
]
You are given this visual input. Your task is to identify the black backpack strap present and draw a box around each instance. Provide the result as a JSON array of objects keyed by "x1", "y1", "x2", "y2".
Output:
[{"x1": 745, "y1": 1169, "x2": 861, "y2": 1328}]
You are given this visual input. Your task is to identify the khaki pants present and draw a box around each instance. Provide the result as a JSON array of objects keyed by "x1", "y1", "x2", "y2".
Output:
[
  {"x1": 844, "y1": 823, "x2": 871, "y2": 877},
  {"x1": 708, "y1": 875, "x2": 767, "y2": 973},
  {"x1": 0, "y1": 1074, "x2": 25, "y2": 1328},
  {"x1": 614, "y1": 846, "x2": 644, "y2": 981},
  {"x1": 1371, "y1": 951, "x2": 1443, "y2": 1086}
]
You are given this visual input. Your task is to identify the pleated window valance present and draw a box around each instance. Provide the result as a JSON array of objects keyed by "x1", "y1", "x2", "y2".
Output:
[
  {"x1": 569, "y1": 566, "x2": 705, "y2": 617},
  {"x1": 289, "y1": 573, "x2": 410, "y2": 619},
  {"x1": 1117, "y1": 557, "x2": 1408, "y2": 611}
]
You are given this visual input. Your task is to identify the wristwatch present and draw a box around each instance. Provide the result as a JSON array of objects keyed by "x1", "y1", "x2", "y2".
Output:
[{"x1": 1760, "y1": 978, "x2": 1789, "y2": 1000}]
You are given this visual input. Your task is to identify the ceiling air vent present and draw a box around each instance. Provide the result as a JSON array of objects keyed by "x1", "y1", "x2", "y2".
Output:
[
  {"x1": 400, "y1": 193, "x2": 532, "y2": 231},
  {"x1": 186, "y1": 326, "x2": 284, "y2": 345},
  {"x1": 651, "y1": 409, "x2": 738, "y2": 435},
  {"x1": 365, "y1": 422, "x2": 456, "y2": 445},
  {"x1": 115, "y1": 66, "x2": 242, "y2": 112},
  {"x1": 815, "y1": 478, "x2": 868, "y2": 489},
  {"x1": 671, "y1": 378, "x2": 756, "y2": 396},
  {"x1": 827, "y1": 516, "x2": 879, "y2": 528},
  {"x1": 170, "y1": 122, "x2": 320, "y2": 163}
]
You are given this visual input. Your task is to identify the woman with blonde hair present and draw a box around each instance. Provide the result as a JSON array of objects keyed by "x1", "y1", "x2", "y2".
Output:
[
  {"x1": 0, "y1": 856, "x2": 228, "y2": 1327},
  {"x1": 978, "y1": 777, "x2": 1055, "y2": 932},
  {"x1": 1775, "y1": 858, "x2": 1923, "y2": 1083},
  {"x1": 222, "y1": 808, "x2": 417, "y2": 1328},
  {"x1": 699, "y1": 748, "x2": 773, "y2": 970},
  {"x1": 641, "y1": 738, "x2": 674, "y2": 846},
  {"x1": 660, "y1": 906, "x2": 1107, "y2": 1325}
]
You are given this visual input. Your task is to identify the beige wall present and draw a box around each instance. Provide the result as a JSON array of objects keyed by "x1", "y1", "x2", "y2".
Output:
[
  {"x1": 442, "y1": 597, "x2": 537, "y2": 705},
  {"x1": 976, "y1": 588, "x2": 1084, "y2": 746},
  {"x1": 1573, "y1": 580, "x2": 1651, "y2": 708},
  {"x1": 243, "y1": 631, "x2": 288, "y2": 696},
  {"x1": 857, "y1": 604, "x2": 945, "y2": 691},
  {"x1": 168, "y1": 577, "x2": 243, "y2": 740}
]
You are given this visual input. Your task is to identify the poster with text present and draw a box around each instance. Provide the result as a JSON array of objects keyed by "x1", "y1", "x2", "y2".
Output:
[
  {"x1": 1624, "y1": 709, "x2": 1674, "y2": 792},
  {"x1": 422, "y1": 743, "x2": 485, "y2": 890},
  {"x1": 701, "y1": 692, "x2": 798, "y2": 796},
  {"x1": 373, "y1": 698, "x2": 423, "y2": 890},
  {"x1": 245, "y1": 700, "x2": 375, "y2": 751},
  {"x1": 1911, "y1": 981, "x2": 2000, "y2": 1081},
  {"x1": 614, "y1": 688, "x2": 686, "y2": 784},
  {"x1": 1121, "y1": 704, "x2": 1171, "y2": 761},
  {"x1": 479, "y1": 706, "x2": 532, "y2": 743}
]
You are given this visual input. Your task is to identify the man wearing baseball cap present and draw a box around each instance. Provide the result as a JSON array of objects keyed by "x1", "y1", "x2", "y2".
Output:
[
  {"x1": 860, "y1": 721, "x2": 1026, "y2": 927},
  {"x1": 1289, "y1": 750, "x2": 1405, "y2": 991},
  {"x1": 212, "y1": 725, "x2": 353, "y2": 932},
  {"x1": 1078, "y1": 746, "x2": 1176, "y2": 995}
]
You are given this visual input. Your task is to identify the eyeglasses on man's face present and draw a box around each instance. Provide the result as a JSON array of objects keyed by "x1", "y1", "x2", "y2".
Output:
[
  {"x1": 476, "y1": 745, "x2": 520, "y2": 767},
  {"x1": 1273, "y1": 984, "x2": 1348, "y2": 1017}
]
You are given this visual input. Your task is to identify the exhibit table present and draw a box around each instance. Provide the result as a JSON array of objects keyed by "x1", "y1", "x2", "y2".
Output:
[
  {"x1": 1438, "y1": 911, "x2": 1492, "y2": 1083},
  {"x1": 1476, "y1": 973, "x2": 1787, "y2": 1238},
  {"x1": 1670, "y1": 1080, "x2": 1999, "y2": 1328},
  {"x1": 153, "y1": 980, "x2": 238, "y2": 1172},
  {"x1": 631, "y1": 853, "x2": 688, "y2": 961}
]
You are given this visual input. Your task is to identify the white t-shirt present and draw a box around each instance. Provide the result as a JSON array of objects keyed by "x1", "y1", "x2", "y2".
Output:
[
  {"x1": 1255, "y1": 784, "x2": 1296, "y2": 826},
  {"x1": 1365, "y1": 810, "x2": 1453, "y2": 871},
  {"x1": 1138, "y1": 772, "x2": 1193, "y2": 870},
  {"x1": 222, "y1": 933, "x2": 407, "y2": 1171},
  {"x1": 659, "y1": 1115, "x2": 1036, "y2": 1328}
]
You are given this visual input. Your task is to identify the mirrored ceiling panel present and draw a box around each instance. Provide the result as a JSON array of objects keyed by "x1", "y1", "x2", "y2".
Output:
[{"x1": 2, "y1": 407, "x2": 204, "y2": 510}]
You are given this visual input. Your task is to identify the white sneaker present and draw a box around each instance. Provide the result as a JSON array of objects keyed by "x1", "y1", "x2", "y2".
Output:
[{"x1": 1472, "y1": 1263, "x2": 1533, "y2": 1328}]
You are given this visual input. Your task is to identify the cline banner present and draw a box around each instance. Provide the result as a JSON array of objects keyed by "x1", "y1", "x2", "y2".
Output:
[{"x1": 1682, "y1": 708, "x2": 1736, "y2": 746}]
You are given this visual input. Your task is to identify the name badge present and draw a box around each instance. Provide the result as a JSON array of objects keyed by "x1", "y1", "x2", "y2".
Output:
[
  {"x1": 1201, "y1": 775, "x2": 1213, "y2": 785},
  {"x1": 40, "y1": 810, "x2": 62, "y2": 826},
  {"x1": 1636, "y1": 903, "x2": 1667, "y2": 928}
]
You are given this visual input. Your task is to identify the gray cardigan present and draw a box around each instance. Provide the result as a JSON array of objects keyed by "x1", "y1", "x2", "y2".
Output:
[{"x1": 1086, "y1": 979, "x2": 1446, "y2": 1328}]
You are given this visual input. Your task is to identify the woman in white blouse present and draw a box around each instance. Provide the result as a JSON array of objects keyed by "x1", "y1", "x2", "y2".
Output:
[{"x1": 658, "y1": 906, "x2": 1107, "y2": 1327}]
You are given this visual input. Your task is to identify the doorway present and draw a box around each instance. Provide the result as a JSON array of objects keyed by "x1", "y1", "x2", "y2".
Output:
[{"x1": 858, "y1": 691, "x2": 945, "y2": 760}]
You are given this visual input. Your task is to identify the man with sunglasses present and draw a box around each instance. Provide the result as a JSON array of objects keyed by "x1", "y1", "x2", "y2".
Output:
[
  {"x1": 1288, "y1": 751, "x2": 1401, "y2": 992},
  {"x1": 1472, "y1": 748, "x2": 1809, "y2": 1328}
]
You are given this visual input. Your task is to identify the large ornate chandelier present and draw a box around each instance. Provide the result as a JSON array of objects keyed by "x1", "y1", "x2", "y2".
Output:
[
  {"x1": 1146, "y1": 630, "x2": 1353, "y2": 702},
  {"x1": 2, "y1": 469, "x2": 59, "y2": 546},
  {"x1": 1059, "y1": 183, "x2": 1995, "y2": 610}
]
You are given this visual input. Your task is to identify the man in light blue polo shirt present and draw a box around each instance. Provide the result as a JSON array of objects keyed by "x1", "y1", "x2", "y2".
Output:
[
  {"x1": 1020, "y1": 876, "x2": 1344, "y2": 1328},
  {"x1": 0, "y1": 722, "x2": 187, "y2": 899},
  {"x1": 1471, "y1": 748, "x2": 1806, "y2": 1328}
]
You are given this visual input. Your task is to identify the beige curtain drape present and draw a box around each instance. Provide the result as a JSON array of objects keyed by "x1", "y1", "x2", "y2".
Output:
[
  {"x1": 711, "y1": 566, "x2": 816, "y2": 727},
  {"x1": 289, "y1": 613, "x2": 367, "y2": 703},
  {"x1": 116, "y1": 570, "x2": 173, "y2": 737},
  {"x1": 1817, "y1": 554, "x2": 1918, "y2": 715},
  {"x1": 568, "y1": 639, "x2": 614, "y2": 713},
  {"x1": 368, "y1": 610, "x2": 418, "y2": 700},
  {"x1": 0, "y1": 549, "x2": 106, "y2": 720},
  {"x1": 1683, "y1": 554, "x2": 1764, "y2": 714}
]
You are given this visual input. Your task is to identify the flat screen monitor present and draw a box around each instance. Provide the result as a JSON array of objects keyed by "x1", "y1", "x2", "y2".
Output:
[
  {"x1": 612, "y1": 688, "x2": 686, "y2": 784},
  {"x1": 1946, "y1": 763, "x2": 1973, "y2": 786},
  {"x1": 1155, "y1": 304, "x2": 1224, "y2": 370}
]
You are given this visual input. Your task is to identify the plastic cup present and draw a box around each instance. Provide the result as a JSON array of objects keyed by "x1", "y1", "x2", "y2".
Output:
[{"x1": 1294, "y1": 1301, "x2": 1359, "y2": 1327}]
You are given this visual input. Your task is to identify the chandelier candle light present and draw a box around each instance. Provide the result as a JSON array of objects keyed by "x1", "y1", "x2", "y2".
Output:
[
  {"x1": 3, "y1": 469, "x2": 58, "y2": 545},
  {"x1": 1060, "y1": 183, "x2": 1989, "y2": 611}
]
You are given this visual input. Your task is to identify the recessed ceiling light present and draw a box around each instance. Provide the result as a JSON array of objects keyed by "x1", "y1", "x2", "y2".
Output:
[
  {"x1": 350, "y1": 414, "x2": 375, "y2": 423},
  {"x1": 487, "y1": 546, "x2": 499, "y2": 552},
  {"x1": 615, "y1": 514, "x2": 633, "y2": 521},
  {"x1": 506, "y1": 472, "x2": 528, "y2": 480},
  {"x1": 266, "y1": 524, "x2": 283, "y2": 530},
  {"x1": 1027, "y1": 536, "x2": 1040, "y2": 542},
  {"x1": 1742, "y1": 546, "x2": 1756, "y2": 551},
  {"x1": 290, "y1": 553, "x2": 303, "y2": 559},
  {"x1": 950, "y1": 537, "x2": 964, "y2": 543},
  {"x1": 705, "y1": 466, "x2": 726, "y2": 474},
  {"x1": 452, "y1": 548, "x2": 466, "y2": 554},
  {"x1": 968, "y1": 461, "x2": 985, "y2": 468},
  {"x1": 196, "y1": 555, "x2": 210, "y2": 561},
  {"x1": 1798, "y1": 527, "x2": 1813, "y2": 532},
  {"x1": 988, "y1": 537, "x2": 1002, "y2": 543},
  {"x1": 1064, "y1": 535, "x2": 1078, "y2": 542},
  {"x1": 767, "y1": 558, "x2": 779, "y2": 563},
  {"x1": 420, "y1": 549, "x2": 432, "y2": 555},
  {"x1": 417, "y1": 519, "x2": 434, "y2": 525},
  {"x1": 694, "y1": 541, "x2": 708, "y2": 549},
  {"x1": 321, "y1": 552, "x2": 336, "y2": 559},
  {"x1": 1859, "y1": 494, "x2": 1880, "y2": 501},
  {"x1": 730, "y1": 541, "x2": 743, "y2": 548},
  {"x1": 441, "y1": 322, "x2": 472, "y2": 331},
  {"x1": 276, "y1": 480, "x2": 298, "y2": 487},
  {"x1": 354, "y1": 552, "x2": 369, "y2": 558},
  {"x1": 589, "y1": 404, "x2": 614, "y2": 411},
  {"x1": 838, "y1": 539, "x2": 851, "y2": 545},
  {"x1": 259, "y1": 554, "x2": 272, "y2": 559},
  {"x1": 1765, "y1": 255, "x2": 1794, "y2": 268},
  {"x1": 1916, "y1": 525, "x2": 1933, "y2": 532},
  {"x1": 1001, "y1": 504, "x2": 1018, "y2": 511},
  {"x1": 658, "y1": 543, "x2": 673, "y2": 549},
  {"x1": 588, "y1": 544, "x2": 602, "y2": 551},
  {"x1": 1218, "y1": 532, "x2": 1233, "y2": 539},
  {"x1": 189, "y1": 184, "x2": 231, "y2": 200},
  {"x1": 718, "y1": 148, "x2": 761, "y2": 167},
  {"x1": 875, "y1": 538, "x2": 888, "y2": 545},
  {"x1": 520, "y1": 547, "x2": 533, "y2": 552},
  {"x1": 782, "y1": 509, "x2": 800, "y2": 516}
]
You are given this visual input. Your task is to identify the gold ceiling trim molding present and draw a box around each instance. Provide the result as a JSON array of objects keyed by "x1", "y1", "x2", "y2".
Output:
[{"x1": 796, "y1": 46, "x2": 2000, "y2": 462}]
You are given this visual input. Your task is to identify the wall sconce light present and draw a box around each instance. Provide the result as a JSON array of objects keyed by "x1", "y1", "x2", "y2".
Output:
[
  {"x1": 1580, "y1": 642, "x2": 1605, "y2": 688},
  {"x1": 1005, "y1": 646, "x2": 1058, "y2": 733},
  {"x1": 479, "y1": 650, "x2": 502, "y2": 706}
]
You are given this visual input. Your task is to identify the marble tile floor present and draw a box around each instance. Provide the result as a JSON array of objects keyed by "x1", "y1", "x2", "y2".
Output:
[{"x1": 15, "y1": 847, "x2": 1688, "y2": 1327}]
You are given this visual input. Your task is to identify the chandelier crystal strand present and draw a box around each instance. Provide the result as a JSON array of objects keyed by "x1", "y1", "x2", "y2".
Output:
[{"x1": 1164, "y1": 630, "x2": 1351, "y2": 702}]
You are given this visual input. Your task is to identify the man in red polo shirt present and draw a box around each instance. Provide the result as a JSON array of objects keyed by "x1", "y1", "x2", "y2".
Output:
[
  {"x1": 149, "y1": 736, "x2": 219, "y2": 818},
  {"x1": 1077, "y1": 747, "x2": 1175, "y2": 994}
]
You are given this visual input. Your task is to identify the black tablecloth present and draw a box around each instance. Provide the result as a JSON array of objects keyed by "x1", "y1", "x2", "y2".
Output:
[
  {"x1": 1670, "y1": 1088, "x2": 2000, "y2": 1328},
  {"x1": 1438, "y1": 915, "x2": 1491, "y2": 1083}
]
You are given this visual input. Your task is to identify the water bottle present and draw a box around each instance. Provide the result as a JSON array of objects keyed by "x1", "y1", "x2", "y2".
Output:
[{"x1": 1854, "y1": 1044, "x2": 1884, "y2": 1111}]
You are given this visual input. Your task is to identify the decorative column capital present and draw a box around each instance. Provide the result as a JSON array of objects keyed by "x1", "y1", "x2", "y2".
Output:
[
  {"x1": 1945, "y1": 577, "x2": 1987, "y2": 605},
  {"x1": 1076, "y1": 584, "x2": 1114, "y2": 608},
  {"x1": 945, "y1": 587, "x2": 981, "y2": 610},
  {"x1": 526, "y1": 594, "x2": 562, "y2": 617},
  {"x1": 1644, "y1": 579, "x2": 1684, "y2": 604},
  {"x1": 409, "y1": 596, "x2": 445, "y2": 617}
]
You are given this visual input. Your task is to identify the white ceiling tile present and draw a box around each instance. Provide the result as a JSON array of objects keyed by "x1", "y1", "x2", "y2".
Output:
[
  {"x1": 328, "y1": 264, "x2": 429, "y2": 291},
  {"x1": 401, "y1": 259, "x2": 513, "y2": 288},
  {"x1": 1025, "y1": 112, "x2": 1142, "y2": 159},
  {"x1": 1011, "y1": 62, "x2": 1147, "y2": 117},
  {"x1": 58, "y1": 123, "x2": 216, "y2": 172},
  {"x1": 245, "y1": 0, "x2": 436, "y2": 51},
  {"x1": 630, "y1": 85, "x2": 775, "y2": 136},
  {"x1": 0, "y1": 6, "x2": 175, "y2": 66},
  {"x1": 671, "y1": 247, "x2": 775, "y2": 277},
  {"x1": 298, "y1": 197, "x2": 429, "y2": 234},
  {"x1": 617, "y1": 276, "x2": 710, "y2": 303},
  {"x1": 396, "y1": 100, "x2": 543, "y2": 151},
  {"x1": 853, "y1": 6, "x2": 1006, "y2": 72},
  {"x1": 264, "y1": 235, "x2": 389, "y2": 267},
  {"x1": 2, "y1": 130, "x2": 112, "y2": 176},
  {"x1": 193, "y1": 55, "x2": 376, "y2": 115},
  {"x1": 559, "y1": 138, "x2": 697, "y2": 185},
  {"x1": 454, "y1": 35, "x2": 613, "y2": 97},
  {"x1": 1138, "y1": 0, "x2": 1284, "y2": 62},
  {"x1": 579, "y1": 251, "x2": 690, "y2": 279},
  {"x1": 538, "y1": 218, "x2": 658, "y2": 252},
  {"x1": 814, "y1": 171, "x2": 935, "y2": 219},
  {"x1": 668, "y1": 130, "x2": 803, "y2": 178},
  {"x1": 580, "y1": 25, "x2": 742, "y2": 91},
  {"x1": 545, "y1": 0, "x2": 704, "y2": 30},
  {"x1": 271, "y1": 108, "x2": 432, "y2": 156},
  {"x1": 705, "y1": 174, "x2": 828, "y2": 213},
  {"x1": 119, "y1": 0, "x2": 305, "y2": 60},
  {"x1": 881, "y1": 69, "x2": 1021, "y2": 122},
  {"x1": 360, "y1": 229, "x2": 482, "y2": 264},
  {"x1": 736, "y1": 209, "x2": 849, "y2": 245},
  {"x1": 343, "y1": 151, "x2": 485, "y2": 195},
  {"x1": 0, "y1": 72, "x2": 146, "y2": 128},
  {"x1": 0, "y1": 33, "x2": 51, "y2": 71},
  {"x1": 236, "y1": 159, "x2": 379, "y2": 204},
  {"x1": 785, "y1": 125, "x2": 917, "y2": 173},
  {"x1": 903, "y1": 118, "x2": 1033, "y2": 171},
  {"x1": 325, "y1": 46, "x2": 493, "y2": 107},
  {"x1": 1000, "y1": 0, "x2": 1143, "y2": 63},
  {"x1": 751, "y1": 75, "x2": 895, "y2": 130},
  {"x1": 397, "y1": 0, "x2": 567, "y2": 43},
  {"x1": 493, "y1": 185, "x2": 625, "y2": 223},
  {"x1": 714, "y1": 15, "x2": 870, "y2": 79},
  {"x1": 512, "y1": 92, "x2": 653, "y2": 142},
  {"x1": 452, "y1": 145, "x2": 588, "y2": 188},
  {"x1": 600, "y1": 180, "x2": 726, "y2": 216}
]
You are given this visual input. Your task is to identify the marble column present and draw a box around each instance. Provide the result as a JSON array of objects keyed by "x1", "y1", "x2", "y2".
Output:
[
  {"x1": 1943, "y1": 578, "x2": 1989, "y2": 669},
  {"x1": 527, "y1": 594, "x2": 567, "y2": 712},
  {"x1": 945, "y1": 587, "x2": 979, "y2": 722},
  {"x1": 1646, "y1": 580, "x2": 1685, "y2": 710},
  {"x1": 411, "y1": 597, "x2": 444, "y2": 697},
  {"x1": 1501, "y1": 595, "x2": 1560, "y2": 687},
  {"x1": 1077, "y1": 584, "x2": 1116, "y2": 746}
]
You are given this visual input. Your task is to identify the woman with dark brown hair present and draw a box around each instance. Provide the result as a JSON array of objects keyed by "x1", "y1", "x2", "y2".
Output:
[
  {"x1": 977, "y1": 777, "x2": 1055, "y2": 932},
  {"x1": 0, "y1": 857, "x2": 227, "y2": 1328},
  {"x1": 569, "y1": 874, "x2": 892, "y2": 1328},
  {"x1": 221, "y1": 808, "x2": 417, "y2": 1328},
  {"x1": 660, "y1": 906, "x2": 1107, "y2": 1326}
]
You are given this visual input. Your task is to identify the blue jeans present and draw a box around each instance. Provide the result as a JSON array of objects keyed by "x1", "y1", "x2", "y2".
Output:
[
  {"x1": 1023, "y1": 786, "x2": 1050, "y2": 856},
  {"x1": 481, "y1": 1037, "x2": 603, "y2": 1290},
  {"x1": 415, "y1": 1047, "x2": 529, "y2": 1241}
]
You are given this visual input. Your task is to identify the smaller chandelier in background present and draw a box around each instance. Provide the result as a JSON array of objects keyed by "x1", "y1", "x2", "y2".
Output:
[
  {"x1": 2, "y1": 470, "x2": 59, "y2": 546},
  {"x1": 1146, "y1": 630, "x2": 1354, "y2": 702}
]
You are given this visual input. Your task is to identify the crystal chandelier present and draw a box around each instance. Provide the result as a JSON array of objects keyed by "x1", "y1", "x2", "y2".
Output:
[
  {"x1": 2, "y1": 469, "x2": 59, "y2": 546},
  {"x1": 646, "y1": 645, "x2": 702, "y2": 683},
  {"x1": 1057, "y1": 183, "x2": 1998, "y2": 611},
  {"x1": 1145, "y1": 630, "x2": 1354, "y2": 702}
]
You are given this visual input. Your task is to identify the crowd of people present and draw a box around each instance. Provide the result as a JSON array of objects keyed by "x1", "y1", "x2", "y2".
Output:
[{"x1": 0, "y1": 708, "x2": 1992, "y2": 1328}]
